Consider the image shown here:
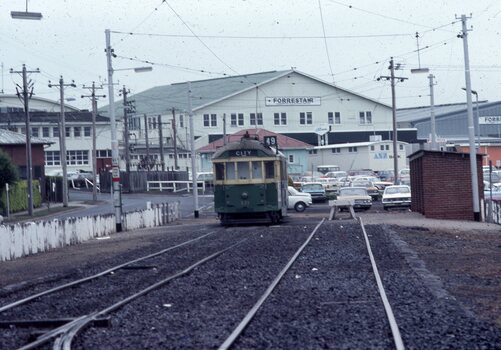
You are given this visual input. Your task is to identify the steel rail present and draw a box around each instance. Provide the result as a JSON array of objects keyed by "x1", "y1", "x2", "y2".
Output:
[
  {"x1": 0, "y1": 231, "x2": 217, "y2": 314},
  {"x1": 218, "y1": 218, "x2": 325, "y2": 350},
  {"x1": 16, "y1": 238, "x2": 248, "y2": 350},
  {"x1": 358, "y1": 217, "x2": 405, "y2": 350}
]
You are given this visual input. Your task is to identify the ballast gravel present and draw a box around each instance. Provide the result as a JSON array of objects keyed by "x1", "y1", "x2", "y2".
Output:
[{"x1": 0, "y1": 218, "x2": 499, "y2": 349}]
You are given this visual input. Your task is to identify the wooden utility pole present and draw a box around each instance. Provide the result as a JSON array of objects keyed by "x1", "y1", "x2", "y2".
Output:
[
  {"x1": 11, "y1": 64, "x2": 40, "y2": 215},
  {"x1": 378, "y1": 58, "x2": 407, "y2": 185},
  {"x1": 158, "y1": 114, "x2": 165, "y2": 171},
  {"x1": 144, "y1": 114, "x2": 150, "y2": 172},
  {"x1": 82, "y1": 82, "x2": 105, "y2": 201},
  {"x1": 172, "y1": 108, "x2": 178, "y2": 170}
]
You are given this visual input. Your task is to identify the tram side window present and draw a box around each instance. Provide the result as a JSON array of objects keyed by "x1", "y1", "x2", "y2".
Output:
[
  {"x1": 215, "y1": 163, "x2": 224, "y2": 180},
  {"x1": 252, "y1": 161, "x2": 263, "y2": 179},
  {"x1": 226, "y1": 162, "x2": 236, "y2": 180},
  {"x1": 264, "y1": 161, "x2": 275, "y2": 179},
  {"x1": 237, "y1": 161, "x2": 250, "y2": 179}
]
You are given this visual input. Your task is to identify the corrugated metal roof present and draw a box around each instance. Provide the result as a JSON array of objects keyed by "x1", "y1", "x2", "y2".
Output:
[
  {"x1": 198, "y1": 128, "x2": 313, "y2": 152},
  {"x1": 314, "y1": 140, "x2": 408, "y2": 149},
  {"x1": 0, "y1": 128, "x2": 52, "y2": 145},
  {"x1": 102, "y1": 70, "x2": 290, "y2": 117},
  {"x1": 102, "y1": 69, "x2": 392, "y2": 117},
  {"x1": 397, "y1": 101, "x2": 490, "y2": 123}
]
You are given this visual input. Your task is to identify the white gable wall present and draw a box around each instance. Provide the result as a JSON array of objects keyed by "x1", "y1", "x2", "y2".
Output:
[
  {"x1": 191, "y1": 72, "x2": 393, "y2": 149},
  {"x1": 309, "y1": 141, "x2": 408, "y2": 172}
]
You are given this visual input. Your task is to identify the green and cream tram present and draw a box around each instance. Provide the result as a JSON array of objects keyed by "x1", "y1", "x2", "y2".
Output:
[{"x1": 212, "y1": 133, "x2": 288, "y2": 225}]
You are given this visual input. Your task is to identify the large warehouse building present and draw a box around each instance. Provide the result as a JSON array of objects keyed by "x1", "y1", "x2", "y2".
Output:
[{"x1": 104, "y1": 69, "x2": 418, "y2": 171}]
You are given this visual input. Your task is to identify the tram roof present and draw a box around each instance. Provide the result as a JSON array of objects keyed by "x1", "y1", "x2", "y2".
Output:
[{"x1": 212, "y1": 137, "x2": 279, "y2": 159}]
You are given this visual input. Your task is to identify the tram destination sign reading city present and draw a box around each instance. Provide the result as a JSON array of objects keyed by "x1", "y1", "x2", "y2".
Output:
[{"x1": 265, "y1": 96, "x2": 321, "y2": 106}]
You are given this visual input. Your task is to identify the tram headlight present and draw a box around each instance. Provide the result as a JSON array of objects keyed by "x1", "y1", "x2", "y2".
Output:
[{"x1": 241, "y1": 192, "x2": 248, "y2": 199}]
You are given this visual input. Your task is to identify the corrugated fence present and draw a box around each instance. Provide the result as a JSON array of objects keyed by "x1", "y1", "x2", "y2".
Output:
[{"x1": 0, "y1": 202, "x2": 179, "y2": 261}]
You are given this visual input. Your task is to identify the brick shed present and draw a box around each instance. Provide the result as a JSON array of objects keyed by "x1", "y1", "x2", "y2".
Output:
[{"x1": 409, "y1": 150, "x2": 483, "y2": 221}]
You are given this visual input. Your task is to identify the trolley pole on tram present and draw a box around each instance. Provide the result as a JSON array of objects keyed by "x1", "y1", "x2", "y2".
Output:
[{"x1": 188, "y1": 81, "x2": 199, "y2": 218}]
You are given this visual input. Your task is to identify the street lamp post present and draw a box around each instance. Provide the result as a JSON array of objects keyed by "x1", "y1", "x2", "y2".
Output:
[
  {"x1": 105, "y1": 29, "x2": 152, "y2": 232},
  {"x1": 11, "y1": 0, "x2": 42, "y2": 20},
  {"x1": 462, "y1": 88, "x2": 480, "y2": 151}
]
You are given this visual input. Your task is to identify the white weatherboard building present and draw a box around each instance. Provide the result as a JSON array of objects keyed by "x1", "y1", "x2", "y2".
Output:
[
  {"x1": 103, "y1": 69, "x2": 418, "y2": 173},
  {"x1": 0, "y1": 94, "x2": 112, "y2": 175},
  {"x1": 310, "y1": 139, "x2": 408, "y2": 172}
]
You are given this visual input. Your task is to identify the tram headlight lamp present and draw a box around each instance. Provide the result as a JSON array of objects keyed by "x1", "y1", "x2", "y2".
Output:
[{"x1": 241, "y1": 192, "x2": 248, "y2": 199}]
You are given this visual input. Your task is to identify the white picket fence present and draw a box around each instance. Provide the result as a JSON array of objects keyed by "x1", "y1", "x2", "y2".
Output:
[{"x1": 0, "y1": 202, "x2": 179, "y2": 262}]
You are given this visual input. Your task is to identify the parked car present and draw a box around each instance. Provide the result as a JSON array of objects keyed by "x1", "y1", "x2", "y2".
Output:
[
  {"x1": 483, "y1": 171, "x2": 501, "y2": 184},
  {"x1": 382, "y1": 185, "x2": 411, "y2": 210},
  {"x1": 324, "y1": 171, "x2": 348, "y2": 179},
  {"x1": 68, "y1": 170, "x2": 94, "y2": 188},
  {"x1": 377, "y1": 169, "x2": 394, "y2": 182},
  {"x1": 336, "y1": 187, "x2": 372, "y2": 210},
  {"x1": 484, "y1": 182, "x2": 501, "y2": 200},
  {"x1": 288, "y1": 186, "x2": 313, "y2": 212},
  {"x1": 398, "y1": 168, "x2": 411, "y2": 185},
  {"x1": 351, "y1": 179, "x2": 380, "y2": 201},
  {"x1": 300, "y1": 182, "x2": 327, "y2": 203}
]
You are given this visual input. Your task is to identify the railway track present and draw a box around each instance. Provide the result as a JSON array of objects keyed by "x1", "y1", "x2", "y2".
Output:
[
  {"x1": 0, "y1": 227, "x2": 250, "y2": 349},
  {"x1": 218, "y1": 217, "x2": 404, "y2": 350},
  {"x1": 1, "y1": 218, "x2": 495, "y2": 349}
]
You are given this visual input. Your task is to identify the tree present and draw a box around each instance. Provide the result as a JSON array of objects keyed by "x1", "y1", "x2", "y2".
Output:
[{"x1": 0, "y1": 149, "x2": 19, "y2": 189}]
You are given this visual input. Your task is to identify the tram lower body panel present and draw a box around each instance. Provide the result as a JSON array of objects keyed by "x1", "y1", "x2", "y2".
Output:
[{"x1": 214, "y1": 183, "x2": 286, "y2": 224}]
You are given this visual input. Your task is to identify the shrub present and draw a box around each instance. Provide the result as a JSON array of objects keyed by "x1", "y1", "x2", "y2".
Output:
[
  {"x1": 0, "y1": 180, "x2": 42, "y2": 213},
  {"x1": 0, "y1": 149, "x2": 19, "y2": 190}
]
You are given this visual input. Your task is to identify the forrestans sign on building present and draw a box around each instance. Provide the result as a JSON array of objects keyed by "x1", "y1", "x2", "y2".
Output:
[{"x1": 265, "y1": 96, "x2": 321, "y2": 106}]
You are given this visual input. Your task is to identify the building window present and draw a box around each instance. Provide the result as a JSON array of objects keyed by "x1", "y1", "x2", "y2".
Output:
[
  {"x1": 250, "y1": 113, "x2": 263, "y2": 126},
  {"x1": 328, "y1": 112, "x2": 340, "y2": 124},
  {"x1": 399, "y1": 144, "x2": 404, "y2": 150},
  {"x1": 370, "y1": 145, "x2": 375, "y2": 151},
  {"x1": 289, "y1": 154, "x2": 294, "y2": 163},
  {"x1": 308, "y1": 149, "x2": 317, "y2": 154},
  {"x1": 331, "y1": 148, "x2": 341, "y2": 153},
  {"x1": 74, "y1": 127, "x2": 81, "y2": 137},
  {"x1": 67, "y1": 150, "x2": 89, "y2": 165},
  {"x1": 230, "y1": 113, "x2": 244, "y2": 127},
  {"x1": 380, "y1": 145, "x2": 384, "y2": 151},
  {"x1": 96, "y1": 150, "x2": 112, "y2": 158},
  {"x1": 53, "y1": 127, "x2": 59, "y2": 138},
  {"x1": 84, "y1": 126, "x2": 91, "y2": 137},
  {"x1": 129, "y1": 117, "x2": 141, "y2": 131},
  {"x1": 203, "y1": 114, "x2": 217, "y2": 127},
  {"x1": 274, "y1": 112, "x2": 287, "y2": 125},
  {"x1": 65, "y1": 127, "x2": 71, "y2": 137},
  {"x1": 348, "y1": 147, "x2": 358, "y2": 153},
  {"x1": 359, "y1": 111, "x2": 372, "y2": 124},
  {"x1": 179, "y1": 115, "x2": 184, "y2": 128},
  {"x1": 300, "y1": 112, "x2": 312, "y2": 125},
  {"x1": 385, "y1": 145, "x2": 390, "y2": 150},
  {"x1": 42, "y1": 127, "x2": 50, "y2": 138},
  {"x1": 45, "y1": 151, "x2": 60, "y2": 166},
  {"x1": 31, "y1": 127, "x2": 39, "y2": 137},
  {"x1": 20, "y1": 127, "x2": 26, "y2": 135}
]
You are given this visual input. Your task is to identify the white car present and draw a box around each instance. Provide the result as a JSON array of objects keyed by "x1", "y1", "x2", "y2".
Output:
[
  {"x1": 288, "y1": 186, "x2": 313, "y2": 212},
  {"x1": 337, "y1": 187, "x2": 372, "y2": 210},
  {"x1": 382, "y1": 185, "x2": 411, "y2": 210}
]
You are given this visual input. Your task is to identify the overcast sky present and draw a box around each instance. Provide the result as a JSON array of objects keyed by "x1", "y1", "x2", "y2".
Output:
[{"x1": 2, "y1": 0, "x2": 500, "y2": 111}]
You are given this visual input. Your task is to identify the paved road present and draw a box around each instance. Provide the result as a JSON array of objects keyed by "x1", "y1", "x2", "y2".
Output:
[{"x1": 55, "y1": 189, "x2": 216, "y2": 220}]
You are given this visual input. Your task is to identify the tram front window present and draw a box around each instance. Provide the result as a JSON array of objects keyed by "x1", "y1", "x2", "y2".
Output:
[
  {"x1": 265, "y1": 161, "x2": 274, "y2": 179},
  {"x1": 237, "y1": 161, "x2": 250, "y2": 179},
  {"x1": 215, "y1": 163, "x2": 224, "y2": 180},
  {"x1": 226, "y1": 162, "x2": 236, "y2": 180},
  {"x1": 252, "y1": 161, "x2": 263, "y2": 179}
]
